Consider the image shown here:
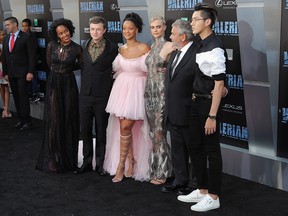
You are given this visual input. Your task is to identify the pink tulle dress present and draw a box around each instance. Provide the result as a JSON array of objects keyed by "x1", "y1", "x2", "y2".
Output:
[{"x1": 104, "y1": 53, "x2": 152, "y2": 181}]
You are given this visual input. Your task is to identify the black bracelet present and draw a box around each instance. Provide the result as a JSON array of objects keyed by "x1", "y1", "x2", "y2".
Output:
[{"x1": 208, "y1": 114, "x2": 216, "y2": 120}]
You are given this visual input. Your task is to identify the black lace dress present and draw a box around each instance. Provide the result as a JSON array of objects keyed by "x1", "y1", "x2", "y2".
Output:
[{"x1": 36, "y1": 40, "x2": 83, "y2": 173}]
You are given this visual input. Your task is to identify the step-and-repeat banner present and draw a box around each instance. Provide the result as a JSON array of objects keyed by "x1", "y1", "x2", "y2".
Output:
[
  {"x1": 16, "y1": 0, "x2": 288, "y2": 157},
  {"x1": 26, "y1": 0, "x2": 53, "y2": 94},
  {"x1": 277, "y1": 0, "x2": 288, "y2": 158},
  {"x1": 0, "y1": 3, "x2": 3, "y2": 29},
  {"x1": 79, "y1": 0, "x2": 122, "y2": 46},
  {"x1": 165, "y1": 0, "x2": 248, "y2": 149}
]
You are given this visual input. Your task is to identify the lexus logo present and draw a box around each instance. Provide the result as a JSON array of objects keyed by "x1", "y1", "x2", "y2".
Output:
[
  {"x1": 215, "y1": 0, "x2": 237, "y2": 7},
  {"x1": 223, "y1": 104, "x2": 243, "y2": 111},
  {"x1": 110, "y1": 4, "x2": 120, "y2": 11},
  {"x1": 215, "y1": 0, "x2": 223, "y2": 7}
]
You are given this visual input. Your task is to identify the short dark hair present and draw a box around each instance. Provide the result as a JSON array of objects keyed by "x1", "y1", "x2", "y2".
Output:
[
  {"x1": 5, "y1": 17, "x2": 18, "y2": 26},
  {"x1": 123, "y1": 12, "x2": 144, "y2": 33},
  {"x1": 89, "y1": 16, "x2": 106, "y2": 29},
  {"x1": 48, "y1": 18, "x2": 75, "y2": 41},
  {"x1": 194, "y1": 2, "x2": 218, "y2": 28},
  {"x1": 22, "y1": 18, "x2": 32, "y2": 27}
]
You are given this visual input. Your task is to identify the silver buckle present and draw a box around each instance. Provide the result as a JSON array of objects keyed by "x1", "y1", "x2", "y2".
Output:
[{"x1": 192, "y1": 94, "x2": 196, "y2": 101}]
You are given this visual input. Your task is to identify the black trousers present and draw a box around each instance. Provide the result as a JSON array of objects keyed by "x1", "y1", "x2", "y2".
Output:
[
  {"x1": 9, "y1": 76, "x2": 31, "y2": 123},
  {"x1": 167, "y1": 120, "x2": 191, "y2": 186},
  {"x1": 80, "y1": 95, "x2": 109, "y2": 168},
  {"x1": 189, "y1": 99, "x2": 222, "y2": 195}
]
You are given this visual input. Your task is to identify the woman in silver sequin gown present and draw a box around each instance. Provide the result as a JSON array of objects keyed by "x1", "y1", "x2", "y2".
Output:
[{"x1": 144, "y1": 16, "x2": 172, "y2": 184}]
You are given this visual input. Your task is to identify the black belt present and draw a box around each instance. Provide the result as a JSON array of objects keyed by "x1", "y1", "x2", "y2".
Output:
[{"x1": 192, "y1": 93, "x2": 212, "y2": 101}]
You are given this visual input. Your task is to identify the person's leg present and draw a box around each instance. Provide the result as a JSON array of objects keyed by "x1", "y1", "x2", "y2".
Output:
[
  {"x1": 189, "y1": 101, "x2": 209, "y2": 192},
  {"x1": 125, "y1": 133, "x2": 135, "y2": 178},
  {"x1": 178, "y1": 102, "x2": 210, "y2": 204},
  {"x1": 93, "y1": 98, "x2": 109, "y2": 172},
  {"x1": 167, "y1": 121, "x2": 189, "y2": 186},
  {"x1": 3, "y1": 85, "x2": 12, "y2": 117},
  {"x1": 32, "y1": 74, "x2": 39, "y2": 94},
  {"x1": 0, "y1": 85, "x2": 5, "y2": 117},
  {"x1": 189, "y1": 100, "x2": 221, "y2": 212},
  {"x1": 147, "y1": 94, "x2": 171, "y2": 184},
  {"x1": 112, "y1": 118, "x2": 135, "y2": 183},
  {"x1": 204, "y1": 129, "x2": 222, "y2": 197},
  {"x1": 80, "y1": 96, "x2": 94, "y2": 166},
  {"x1": 196, "y1": 99, "x2": 222, "y2": 198},
  {"x1": 178, "y1": 121, "x2": 197, "y2": 193},
  {"x1": 16, "y1": 77, "x2": 31, "y2": 123},
  {"x1": 9, "y1": 78, "x2": 22, "y2": 122},
  {"x1": 31, "y1": 74, "x2": 40, "y2": 102},
  {"x1": 0, "y1": 84, "x2": 5, "y2": 104}
]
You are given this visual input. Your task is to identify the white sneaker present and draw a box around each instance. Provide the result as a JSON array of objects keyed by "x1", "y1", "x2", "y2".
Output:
[
  {"x1": 177, "y1": 189, "x2": 206, "y2": 203},
  {"x1": 191, "y1": 194, "x2": 220, "y2": 212}
]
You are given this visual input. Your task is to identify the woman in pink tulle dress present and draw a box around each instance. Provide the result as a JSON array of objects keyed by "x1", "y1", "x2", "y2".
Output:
[{"x1": 104, "y1": 12, "x2": 152, "y2": 182}]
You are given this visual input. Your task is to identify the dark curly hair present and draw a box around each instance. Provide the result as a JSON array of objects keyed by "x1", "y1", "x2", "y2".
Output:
[
  {"x1": 48, "y1": 18, "x2": 75, "y2": 41},
  {"x1": 123, "y1": 12, "x2": 144, "y2": 33},
  {"x1": 22, "y1": 18, "x2": 32, "y2": 27}
]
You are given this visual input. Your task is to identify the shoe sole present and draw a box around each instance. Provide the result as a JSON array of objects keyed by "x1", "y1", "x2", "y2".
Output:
[
  {"x1": 191, "y1": 204, "x2": 220, "y2": 212},
  {"x1": 177, "y1": 196, "x2": 204, "y2": 203}
]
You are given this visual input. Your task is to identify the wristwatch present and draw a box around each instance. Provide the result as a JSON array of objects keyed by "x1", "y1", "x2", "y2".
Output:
[{"x1": 208, "y1": 114, "x2": 216, "y2": 120}]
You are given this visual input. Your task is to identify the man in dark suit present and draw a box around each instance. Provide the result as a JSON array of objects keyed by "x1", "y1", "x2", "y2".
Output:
[
  {"x1": 75, "y1": 16, "x2": 118, "y2": 175},
  {"x1": 2, "y1": 17, "x2": 37, "y2": 130},
  {"x1": 159, "y1": 19, "x2": 198, "y2": 194}
]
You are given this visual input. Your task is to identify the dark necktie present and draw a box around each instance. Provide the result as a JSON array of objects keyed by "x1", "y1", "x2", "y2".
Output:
[
  {"x1": 171, "y1": 50, "x2": 181, "y2": 76},
  {"x1": 10, "y1": 34, "x2": 15, "y2": 52}
]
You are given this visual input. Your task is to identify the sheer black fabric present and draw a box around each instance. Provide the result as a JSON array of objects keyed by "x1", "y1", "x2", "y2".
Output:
[{"x1": 36, "y1": 40, "x2": 83, "y2": 173}]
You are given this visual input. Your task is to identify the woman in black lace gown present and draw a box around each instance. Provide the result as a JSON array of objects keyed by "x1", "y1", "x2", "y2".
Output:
[{"x1": 36, "y1": 18, "x2": 83, "y2": 173}]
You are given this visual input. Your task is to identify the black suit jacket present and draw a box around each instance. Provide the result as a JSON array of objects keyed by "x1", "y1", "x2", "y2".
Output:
[
  {"x1": 164, "y1": 42, "x2": 197, "y2": 126},
  {"x1": 80, "y1": 37, "x2": 118, "y2": 97},
  {"x1": 2, "y1": 30, "x2": 37, "y2": 78}
]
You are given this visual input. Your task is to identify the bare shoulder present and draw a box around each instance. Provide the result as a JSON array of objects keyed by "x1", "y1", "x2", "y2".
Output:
[
  {"x1": 119, "y1": 45, "x2": 126, "y2": 55},
  {"x1": 137, "y1": 42, "x2": 150, "y2": 55},
  {"x1": 120, "y1": 42, "x2": 150, "y2": 58}
]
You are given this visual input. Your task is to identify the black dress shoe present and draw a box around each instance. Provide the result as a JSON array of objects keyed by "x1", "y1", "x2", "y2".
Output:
[
  {"x1": 177, "y1": 186, "x2": 194, "y2": 195},
  {"x1": 14, "y1": 121, "x2": 24, "y2": 129},
  {"x1": 74, "y1": 163, "x2": 92, "y2": 174},
  {"x1": 96, "y1": 166, "x2": 107, "y2": 176},
  {"x1": 161, "y1": 184, "x2": 185, "y2": 193},
  {"x1": 20, "y1": 122, "x2": 33, "y2": 131}
]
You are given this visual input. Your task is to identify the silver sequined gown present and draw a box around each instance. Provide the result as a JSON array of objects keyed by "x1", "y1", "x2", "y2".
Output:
[{"x1": 144, "y1": 37, "x2": 172, "y2": 180}]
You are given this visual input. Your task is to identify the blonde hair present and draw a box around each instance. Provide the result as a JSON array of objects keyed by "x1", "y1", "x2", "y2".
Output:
[{"x1": 150, "y1": 16, "x2": 166, "y2": 26}]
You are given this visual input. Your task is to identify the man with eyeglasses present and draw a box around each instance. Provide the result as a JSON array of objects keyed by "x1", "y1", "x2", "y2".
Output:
[{"x1": 177, "y1": 3, "x2": 227, "y2": 212}]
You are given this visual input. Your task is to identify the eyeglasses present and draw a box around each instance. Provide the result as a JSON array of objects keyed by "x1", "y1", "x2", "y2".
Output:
[{"x1": 190, "y1": 18, "x2": 206, "y2": 23}]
